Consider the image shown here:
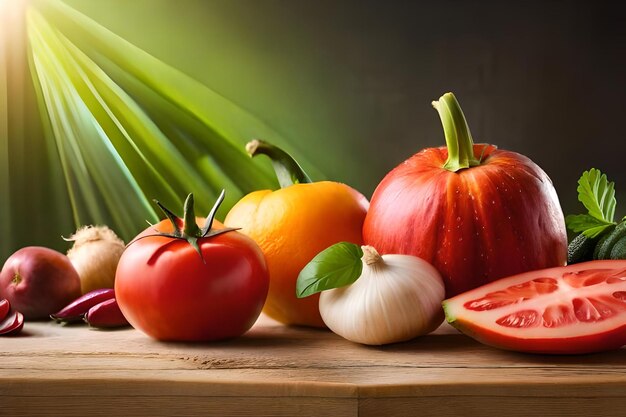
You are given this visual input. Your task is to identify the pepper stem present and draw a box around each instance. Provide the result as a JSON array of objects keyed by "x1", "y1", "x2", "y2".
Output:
[
  {"x1": 432, "y1": 92, "x2": 480, "y2": 172},
  {"x1": 246, "y1": 139, "x2": 312, "y2": 188}
]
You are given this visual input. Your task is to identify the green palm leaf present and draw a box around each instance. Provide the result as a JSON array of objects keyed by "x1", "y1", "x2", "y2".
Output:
[{"x1": 1, "y1": 0, "x2": 322, "y2": 260}]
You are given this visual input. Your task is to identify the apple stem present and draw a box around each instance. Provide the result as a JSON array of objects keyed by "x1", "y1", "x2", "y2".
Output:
[
  {"x1": 246, "y1": 139, "x2": 312, "y2": 188},
  {"x1": 432, "y1": 92, "x2": 481, "y2": 172}
]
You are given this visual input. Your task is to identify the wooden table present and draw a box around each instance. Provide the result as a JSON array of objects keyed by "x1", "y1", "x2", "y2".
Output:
[{"x1": 1, "y1": 314, "x2": 624, "y2": 417}]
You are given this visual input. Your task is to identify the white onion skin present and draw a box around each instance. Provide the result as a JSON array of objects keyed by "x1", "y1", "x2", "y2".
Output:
[
  {"x1": 319, "y1": 252, "x2": 445, "y2": 345},
  {"x1": 66, "y1": 226, "x2": 125, "y2": 295}
]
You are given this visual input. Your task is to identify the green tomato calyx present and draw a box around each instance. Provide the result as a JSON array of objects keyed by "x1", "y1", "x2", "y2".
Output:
[{"x1": 130, "y1": 190, "x2": 238, "y2": 263}]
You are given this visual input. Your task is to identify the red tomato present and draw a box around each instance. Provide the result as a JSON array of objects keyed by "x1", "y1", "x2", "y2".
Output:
[
  {"x1": 115, "y1": 217, "x2": 269, "y2": 342},
  {"x1": 443, "y1": 260, "x2": 626, "y2": 354}
]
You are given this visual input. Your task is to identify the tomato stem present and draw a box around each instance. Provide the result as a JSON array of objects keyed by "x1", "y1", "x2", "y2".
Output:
[
  {"x1": 183, "y1": 194, "x2": 202, "y2": 237},
  {"x1": 432, "y1": 92, "x2": 480, "y2": 172},
  {"x1": 246, "y1": 139, "x2": 312, "y2": 188}
]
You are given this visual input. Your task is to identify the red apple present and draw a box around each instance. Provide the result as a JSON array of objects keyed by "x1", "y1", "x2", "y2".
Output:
[
  {"x1": 363, "y1": 93, "x2": 567, "y2": 297},
  {"x1": 0, "y1": 247, "x2": 82, "y2": 319}
]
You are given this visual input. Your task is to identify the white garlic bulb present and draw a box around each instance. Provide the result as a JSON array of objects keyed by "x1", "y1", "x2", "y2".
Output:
[{"x1": 319, "y1": 245, "x2": 445, "y2": 345}]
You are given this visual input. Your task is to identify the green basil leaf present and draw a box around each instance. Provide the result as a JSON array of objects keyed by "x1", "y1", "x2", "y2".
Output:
[
  {"x1": 577, "y1": 168, "x2": 616, "y2": 224},
  {"x1": 565, "y1": 214, "x2": 615, "y2": 238},
  {"x1": 296, "y1": 242, "x2": 364, "y2": 298}
]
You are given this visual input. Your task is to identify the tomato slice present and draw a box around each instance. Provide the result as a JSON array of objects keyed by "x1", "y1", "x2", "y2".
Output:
[{"x1": 443, "y1": 260, "x2": 626, "y2": 354}]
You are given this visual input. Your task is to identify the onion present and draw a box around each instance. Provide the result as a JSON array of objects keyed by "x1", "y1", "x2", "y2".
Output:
[{"x1": 66, "y1": 225, "x2": 125, "y2": 294}]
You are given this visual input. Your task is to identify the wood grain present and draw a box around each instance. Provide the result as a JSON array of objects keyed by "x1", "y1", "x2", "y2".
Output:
[{"x1": 1, "y1": 315, "x2": 625, "y2": 416}]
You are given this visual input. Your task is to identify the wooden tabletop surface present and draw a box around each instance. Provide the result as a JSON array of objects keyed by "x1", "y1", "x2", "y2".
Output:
[{"x1": 1, "y1": 314, "x2": 625, "y2": 417}]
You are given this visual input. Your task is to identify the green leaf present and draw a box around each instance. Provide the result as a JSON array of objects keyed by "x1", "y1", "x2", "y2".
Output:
[
  {"x1": 28, "y1": 11, "x2": 162, "y2": 238},
  {"x1": 0, "y1": 0, "x2": 327, "y2": 261},
  {"x1": 565, "y1": 168, "x2": 617, "y2": 237},
  {"x1": 565, "y1": 214, "x2": 615, "y2": 238},
  {"x1": 577, "y1": 168, "x2": 616, "y2": 223},
  {"x1": 296, "y1": 242, "x2": 364, "y2": 298}
]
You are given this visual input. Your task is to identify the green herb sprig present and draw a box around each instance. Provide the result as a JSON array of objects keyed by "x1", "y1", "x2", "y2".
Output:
[{"x1": 565, "y1": 169, "x2": 618, "y2": 238}]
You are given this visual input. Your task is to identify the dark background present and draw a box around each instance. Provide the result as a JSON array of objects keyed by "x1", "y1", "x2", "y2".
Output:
[
  {"x1": 1, "y1": 0, "x2": 625, "y2": 261},
  {"x1": 66, "y1": 0, "x2": 626, "y2": 218}
]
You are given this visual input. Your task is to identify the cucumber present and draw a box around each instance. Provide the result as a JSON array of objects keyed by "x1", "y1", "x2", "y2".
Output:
[
  {"x1": 567, "y1": 233, "x2": 599, "y2": 264},
  {"x1": 610, "y1": 235, "x2": 626, "y2": 260},
  {"x1": 594, "y1": 222, "x2": 626, "y2": 260}
]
